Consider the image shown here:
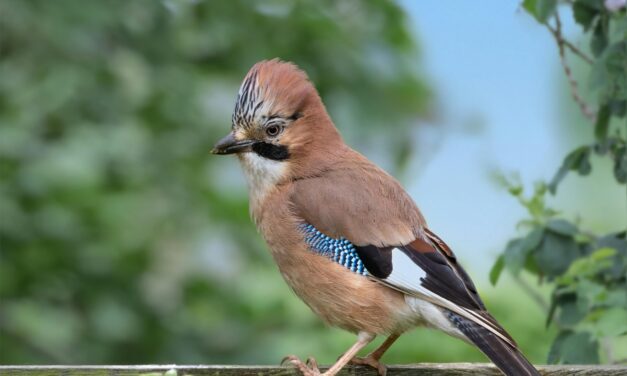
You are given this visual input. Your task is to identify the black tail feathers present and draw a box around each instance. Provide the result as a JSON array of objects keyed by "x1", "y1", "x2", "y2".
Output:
[{"x1": 447, "y1": 311, "x2": 540, "y2": 376}]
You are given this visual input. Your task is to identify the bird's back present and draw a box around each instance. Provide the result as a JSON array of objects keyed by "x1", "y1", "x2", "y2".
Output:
[{"x1": 289, "y1": 147, "x2": 426, "y2": 247}]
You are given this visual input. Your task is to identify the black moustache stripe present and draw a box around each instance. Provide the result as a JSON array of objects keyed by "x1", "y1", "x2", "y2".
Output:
[{"x1": 252, "y1": 142, "x2": 290, "y2": 161}]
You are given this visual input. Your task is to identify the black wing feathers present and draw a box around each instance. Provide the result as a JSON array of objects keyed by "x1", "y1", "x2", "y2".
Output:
[
  {"x1": 425, "y1": 229, "x2": 483, "y2": 302},
  {"x1": 353, "y1": 245, "x2": 393, "y2": 278},
  {"x1": 356, "y1": 229, "x2": 516, "y2": 345},
  {"x1": 351, "y1": 227, "x2": 538, "y2": 376},
  {"x1": 404, "y1": 237, "x2": 487, "y2": 311},
  {"x1": 398, "y1": 245, "x2": 482, "y2": 310},
  {"x1": 447, "y1": 311, "x2": 540, "y2": 376},
  {"x1": 354, "y1": 232, "x2": 485, "y2": 310}
]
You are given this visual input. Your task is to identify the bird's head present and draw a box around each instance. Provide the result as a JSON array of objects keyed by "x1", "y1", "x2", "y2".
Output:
[{"x1": 212, "y1": 59, "x2": 343, "y2": 195}]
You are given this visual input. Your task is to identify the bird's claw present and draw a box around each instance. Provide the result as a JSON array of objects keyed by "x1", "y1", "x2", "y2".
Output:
[
  {"x1": 349, "y1": 355, "x2": 387, "y2": 376},
  {"x1": 281, "y1": 355, "x2": 321, "y2": 376}
]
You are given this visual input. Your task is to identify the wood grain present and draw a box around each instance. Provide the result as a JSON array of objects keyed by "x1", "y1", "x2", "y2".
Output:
[{"x1": 0, "y1": 364, "x2": 625, "y2": 376}]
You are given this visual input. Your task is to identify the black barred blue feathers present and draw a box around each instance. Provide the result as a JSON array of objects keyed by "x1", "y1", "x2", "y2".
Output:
[{"x1": 300, "y1": 223, "x2": 367, "y2": 275}]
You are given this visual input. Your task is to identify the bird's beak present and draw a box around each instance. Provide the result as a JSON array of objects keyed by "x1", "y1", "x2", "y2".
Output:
[{"x1": 211, "y1": 132, "x2": 255, "y2": 155}]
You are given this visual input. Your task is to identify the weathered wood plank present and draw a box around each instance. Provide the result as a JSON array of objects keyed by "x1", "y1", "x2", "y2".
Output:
[{"x1": 0, "y1": 364, "x2": 625, "y2": 376}]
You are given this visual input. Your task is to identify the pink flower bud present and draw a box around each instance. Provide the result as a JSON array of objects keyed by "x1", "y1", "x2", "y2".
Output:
[{"x1": 605, "y1": 0, "x2": 626, "y2": 12}]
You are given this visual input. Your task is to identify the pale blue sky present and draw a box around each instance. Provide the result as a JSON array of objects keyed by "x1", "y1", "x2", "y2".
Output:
[{"x1": 398, "y1": 1, "x2": 626, "y2": 273}]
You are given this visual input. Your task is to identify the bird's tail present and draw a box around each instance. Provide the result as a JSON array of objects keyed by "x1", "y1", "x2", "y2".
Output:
[{"x1": 447, "y1": 311, "x2": 540, "y2": 376}]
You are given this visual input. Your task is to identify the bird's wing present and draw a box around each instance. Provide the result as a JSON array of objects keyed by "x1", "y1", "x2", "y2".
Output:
[
  {"x1": 290, "y1": 155, "x2": 426, "y2": 247},
  {"x1": 289, "y1": 157, "x2": 515, "y2": 347},
  {"x1": 361, "y1": 232, "x2": 516, "y2": 347}
]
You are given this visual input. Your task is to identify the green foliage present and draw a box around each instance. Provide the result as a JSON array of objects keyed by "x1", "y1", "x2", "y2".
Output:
[
  {"x1": 523, "y1": 0, "x2": 559, "y2": 23},
  {"x1": 543, "y1": 1, "x2": 627, "y2": 190},
  {"x1": 548, "y1": 0, "x2": 627, "y2": 190},
  {"x1": 493, "y1": 3, "x2": 626, "y2": 363},
  {"x1": 0, "y1": 0, "x2": 431, "y2": 364},
  {"x1": 548, "y1": 331, "x2": 599, "y2": 364},
  {"x1": 492, "y1": 177, "x2": 627, "y2": 364}
]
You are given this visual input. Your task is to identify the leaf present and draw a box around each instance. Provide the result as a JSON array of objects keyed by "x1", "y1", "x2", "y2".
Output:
[
  {"x1": 523, "y1": 0, "x2": 557, "y2": 23},
  {"x1": 590, "y1": 40, "x2": 627, "y2": 102},
  {"x1": 559, "y1": 247, "x2": 616, "y2": 284},
  {"x1": 559, "y1": 300, "x2": 587, "y2": 327},
  {"x1": 609, "y1": 99, "x2": 626, "y2": 117},
  {"x1": 572, "y1": 0, "x2": 598, "y2": 31},
  {"x1": 522, "y1": 0, "x2": 539, "y2": 18},
  {"x1": 593, "y1": 308, "x2": 627, "y2": 337},
  {"x1": 546, "y1": 219, "x2": 578, "y2": 236},
  {"x1": 534, "y1": 232, "x2": 579, "y2": 277},
  {"x1": 549, "y1": 146, "x2": 592, "y2": 194},
  {"x1": 526, "y1": 194, "x2": 546, "y2": 220},
  {"x1": 508, "y1": 185, "x2": 523, "y2": 196},
  {"x1": 489, "y1": 254, "x2": 505, "y2": 285},
  {"x1": 523, "y1": 252, "x2": 541, "y2": 274},
  {"x1": 596, "y1": 231, "x2": 627, "y2": 253},
  {"x1": 577, "y1": 279, "x2": 606, "y2": 311},
  {"x1": 546, "y1": 292, "x2": 558, "y2": 327},
  {"x1": 524, "y1": 226, "x2": 545, "y2": 249},
  {"x1": 614, "y1": 146, "x2": 627, "y2": 183},
  {"x1": 577, "y1": 148, "x2": 592, "y2": 175},
  {"x1": 536, "y1": 0, "x2": 558, "y2": 23},
  {"x1": 559, "y1": 331, "x2": 600, "y2": 364},
  {"x1": 547, "y1": 330, "x2": 571, "y2": 364},
  {"x1": 595, "y1": 234, "x2": 627, "y2": 279},
  {"x1": 594, "y1": 105, "x2": 610, "y2": 141},
  {"x1": 547, "y1": 292, "x2": 579, "y2": 328},
  {"x1": 575, "y1": 0, "x2": 603, "y2": 9},
  {"x1": 590, "y1": 19, "x2": 608, "y2": 58},
  {"x1": 504, "y1": 227, "x2": 544, "y2": 275},
  {"x1": 605, "y1": 288, "x2": 627, "y2": 307},
  {"x1": 590, "y1": 246, "x2": 617, "y2": 261},
  {"x1": 504, "y1": 238, "x2": 526, "y2": 275}
]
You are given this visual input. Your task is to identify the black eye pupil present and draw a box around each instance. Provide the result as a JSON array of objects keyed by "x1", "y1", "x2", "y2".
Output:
[{"x1": 266, "y1": 126, "x2": 279, "y2": 136}]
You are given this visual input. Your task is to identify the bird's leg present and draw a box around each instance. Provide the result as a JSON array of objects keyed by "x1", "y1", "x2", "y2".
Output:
[
  {"x1": 324, "y1": 332, "x2": 376, "y2": 376},
  {"x1": 282, "y1": 332, "x2": 375, "y2": 376},
  {"x1": 348, "y1": 333, "x2": 400, "y2": 376},
  {"x1": 281, "y1": 355, "x2": 321, "y2": 376}
]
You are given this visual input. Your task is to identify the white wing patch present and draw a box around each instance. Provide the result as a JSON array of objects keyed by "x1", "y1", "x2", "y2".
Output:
[
  {"x1": 376, "y1": 247, "x2": 515, "y2": 347},
  {"x1": 382, "y1": 247, "x2": 455, "y2": 307},
  {"x1": 384, "y1": 247, "x2": 427, "y2": 291}
]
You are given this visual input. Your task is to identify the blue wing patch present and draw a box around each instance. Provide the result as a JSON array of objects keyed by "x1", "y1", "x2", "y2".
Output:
[{"x1": 300, "y1": 223, "x2": 367, "y2": 275}]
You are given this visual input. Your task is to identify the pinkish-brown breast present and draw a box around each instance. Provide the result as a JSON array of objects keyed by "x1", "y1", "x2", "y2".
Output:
[{"x1": 252, "y1": 184, "x2": 417, "y2": 335}]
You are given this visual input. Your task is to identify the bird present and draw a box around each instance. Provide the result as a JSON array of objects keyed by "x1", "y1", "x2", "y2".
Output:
[{"x1": 211, "y1": 59, "x2": 540, "y2": 376}]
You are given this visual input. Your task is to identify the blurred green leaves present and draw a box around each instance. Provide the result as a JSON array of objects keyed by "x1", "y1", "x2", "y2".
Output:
[
  {"x1": 523, "y1": 0, "x2": 558, "y2": 24},
  {"x1": 500, "y1": 11, "x2": 627, "y2": 363},
  {"x1": 494, "y1": 1, "x2": 627, "y2": 349},
  {"x1": 498, "y1": 13, "x2": 627, "y2": 366},
  {"x1": 0, "y1": 0, "x2": 430, "y2": 364},
  {"x1": 493, "y1": 176, "x2": 627, "y2": 364},
  {"x1": 548, "y1": 331, "x2": 599, "y2": 364},
  {"x1": 544, "y1": 1, "x2": 627, "y2": 192}
]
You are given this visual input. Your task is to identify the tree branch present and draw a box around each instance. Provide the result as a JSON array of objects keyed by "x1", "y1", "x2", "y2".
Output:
[
  {"x1": 546, "y1": 24, "x2": 594, "y2": 65},
  {"x1": 547, "y1": 14, "x2": 596, "y2": 122}
]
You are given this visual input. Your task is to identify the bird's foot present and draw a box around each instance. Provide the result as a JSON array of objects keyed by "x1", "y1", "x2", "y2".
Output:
[
  {"x1": 282, "y1": 355, "x2": 321, "y2": 376},
  {"x1": 349, "y1": 355, "x2": 387, "y2": 376}
]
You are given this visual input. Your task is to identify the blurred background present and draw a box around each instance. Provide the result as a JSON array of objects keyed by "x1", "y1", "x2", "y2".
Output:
[{"x1": 1, "y1": 0, "x2": 625, "y2": 366}]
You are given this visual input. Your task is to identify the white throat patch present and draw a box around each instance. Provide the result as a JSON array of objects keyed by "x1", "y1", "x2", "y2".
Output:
[{"x1": 239, "y1": 153, "x2": 287, "y2": 204}]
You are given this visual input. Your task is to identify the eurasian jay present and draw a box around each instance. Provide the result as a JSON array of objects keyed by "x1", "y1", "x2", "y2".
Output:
[{"x1": 212, "y1": 59, "x2": 540, "y2": 376}]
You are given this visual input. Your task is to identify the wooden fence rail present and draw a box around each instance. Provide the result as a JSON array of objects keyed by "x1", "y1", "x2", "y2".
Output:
[{"x1": 1, "y1": 364, "x2": 626, "y2": 376}]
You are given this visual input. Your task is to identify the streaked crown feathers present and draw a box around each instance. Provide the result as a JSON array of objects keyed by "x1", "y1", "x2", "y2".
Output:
[{"x1": 232, "y1": 59, "x2": 316, "y2": 130}]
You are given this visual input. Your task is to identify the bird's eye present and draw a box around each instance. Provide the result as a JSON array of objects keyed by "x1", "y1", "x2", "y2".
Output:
[{"x1": 265, "y1": 125, "x2": 281, "y2": 137}]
